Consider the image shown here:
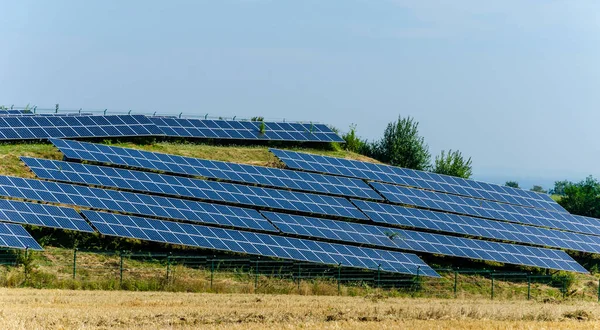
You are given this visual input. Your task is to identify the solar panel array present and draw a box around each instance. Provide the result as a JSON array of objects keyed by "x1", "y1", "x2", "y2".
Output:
[
  {"x1": 49, "y1": 139, "x2": 381, "y2": 200},
  {"x1": 23, "y1": 157, "x2": 368, "y2": 220},
  {"x1": 149, "y1": 117, "x2": 344, "y2": 143},
  {"x1": 83, "y1": 210, "x2": 438, "y2": 276},
  {"x1": 263, "y1": 212, "x2": 587, "y2": 273},
  {"x1": 0, "y1": 223, "x2": 42, "y2": 250},
  {"x1": 0, "y1": 199, "x2": 94, "y2": 232},
  {"x1": 269, "y1": 149, "x2": 565, "y2": 213},
  {"x1": 370, "y1": 182, "x2": 600, "y2": 236},
  {"x1": 0, "y1": 175, "x2": 277, "y2": 232},
  {"x1": 0, "y1": 115, "x2": 163, "y2": 141},
  {"x1": 352, "y1": 200, "x2": 600, "y2": 254}
]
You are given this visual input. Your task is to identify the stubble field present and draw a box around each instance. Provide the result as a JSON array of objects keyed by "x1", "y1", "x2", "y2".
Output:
[{"x1": 0, "y1": 288, "x2": 599, "y2": 330}]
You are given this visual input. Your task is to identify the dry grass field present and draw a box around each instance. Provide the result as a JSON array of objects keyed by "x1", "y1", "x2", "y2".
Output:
[{"x1": 1, "y1": 288, "x2": 599, "y2": 330}]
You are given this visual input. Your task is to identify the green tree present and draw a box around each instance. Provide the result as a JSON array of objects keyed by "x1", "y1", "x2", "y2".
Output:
[
  {"x1": 342, "y1": 124, "x2": 370, "y2": 154},
  {"x1": 370, "y1": 115, "x2": 431, "y2": 170},
  {"x1": 549, "y1": 180, "x2": 570, "y2": 196},
  {"x1": 505, "y1": 181, "x2": 520, "y2": 188},
  {"x1": 530, "y1": 185, "x2": 547, "y2": 194},
  {"x1": 558, "y1": 176, "x2": 600, "y2": 218},
  {"x1": 432, "y1": 149, "x2": 473, "y2": 179}
]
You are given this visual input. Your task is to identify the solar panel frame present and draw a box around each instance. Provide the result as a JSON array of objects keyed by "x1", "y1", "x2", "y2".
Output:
[
  {"x1": 0, "y1": 199, "x2": 94, "y2": 232},
  {"x1": 261, "y1": 212, "x2": 588, "y2": 273},
  {"x1": 48, "y1": 139, "x2": 382, "y2": 200},
  {"x1": 270, "y1": 148, "x2": 565, "y2": 213},
  {"x1": 23, "y1": 157, "x2": 368, "y2": 220},
  {"x1": 149, "y1": 117, "x2": 344, "y2": 143},
  {"x1": 0, "y1": 175, "x2": 277, "y2": 232},
  {"x1": 370, "y1": 182, "x2": 600, "y2": 236},
  {"x1": 83, "y1": 210, "x2": 439, "y2": 276}
]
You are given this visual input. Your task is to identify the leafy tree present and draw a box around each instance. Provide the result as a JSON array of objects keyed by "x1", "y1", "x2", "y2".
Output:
[
  {"x1": 432, "y1": 149, "x2": 473, "y2": 179},
  {"x1": 558, "y1": 176, "x2": 600, "y2": 218},
  {"x1": 549, "y1": 180, "x2": 570, "y2": 196},
  {"x1": 370, "y1": 115, "x2": 431, "y2": 170},
  {"x1": 342, "y1": 124, "x2": 369, "y2": 154},
  {"x1": 250, "y1": 116, "x2": 264, "y2": 122},
  {"x1": 530, "y1": 185, "x2": 547, "y2": 194},
  {"x1": 505, "y1": 181, "x2": 520, "y2": 188}
]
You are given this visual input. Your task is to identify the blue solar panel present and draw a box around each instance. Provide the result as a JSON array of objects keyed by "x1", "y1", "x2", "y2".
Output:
[
  {"x1": 0, "y1": 175, "x2": 276, "y2": 232},
  {"x1": 370, "y1": 182, "x2": 600, "y2": 236},
  {"x1": 0, "y1": 115, "x2": 163, "y2": 140},
  {"x1": 83, "y1": 210, "x2": 438, "y2": 276},
  {"x1": 351, "y1": 200, "x2": 600, "y2": 255},
  {"x1": 0, "y1": 110, "x2": 32, "y2": 115},
  {"x1": 0, "y1": 199, "x2": 94, "y2": 232},
  {"x1": 270, "y1": 149, "x2": 565, "y2": 213},
  {"x1": 150, "y1": 117, "x2": 344, "y2": 143},
  {"x1": 0, "y1": 222, "x2": 42, "y2": 250},
  {"x1": 48, "y1": 139, "x2": 381, "y2": 200},
  {"x1": 23, "y1": 157, "x2": 367, "y2": 220},
  {"x1": 262, "y1": 212, "x2": 588, "y2": 273}
]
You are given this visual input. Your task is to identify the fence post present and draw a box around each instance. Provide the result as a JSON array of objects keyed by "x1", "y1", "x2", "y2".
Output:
[
  {"x1": 23, "y1": 247, "x2": 29, "y2": 282},
  {"x1": 254, "y1": 257, "x2": 259, "y2": 292},
  {"x1": 454, "y1": 269, "x2": 458, "y2": 298},
  {"x1": 210, "y1": 257, "x2": 214, "y2": 291},
  {"x1": 337, "y1": 263, "x2": 342, "y2": 295},
  {"x1": 527, "y1": 274, "x2": 531, "y2": 301},
  {"x1": 166, "y1": 252, "x2": 171, "y2": 283},
  {"x1": 119, "y1": 251, "x2": 124, "y2": 287},
  {"x1": 490, "y1": 271, "x2": 494, "y2": 300},
  {"x1": 72, "y1": 248, "x2": 78, "y2": 280},
  {"x1": 297, "y1": 263, "x2": 301, "y2": 292},
  {"x1": 377, "y1": 264, "x2": 381, "y2": 289},
  {"x1": 562, "y1": 278, "x2": 566, "y2": 299}
]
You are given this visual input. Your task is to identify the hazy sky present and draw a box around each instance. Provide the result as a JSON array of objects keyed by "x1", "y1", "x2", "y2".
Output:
[{"x1": 1, "y1": 1, "x2": 599, "y2": 189}]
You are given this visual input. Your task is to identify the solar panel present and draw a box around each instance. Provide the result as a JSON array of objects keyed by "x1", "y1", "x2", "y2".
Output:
[
  {"x1": 0, "y1": 199, "x2": 94, "y2": 232},
  {"x1": 351, "y1": 200, "x2": 600, "y2": 255},
  {"x1": 48, "y1": 139, "x2": 381, "y2": 200},
  {"x1": 0, "y1": 222, "x2": 42, "y2": 250},
  {"x1": 0, "y1": 110, "x2": 32, "y2": 115},
  {"x1": 270, "y1": 149, "x2": 565, "y2": 213},
  {"x1": 23, "y1": 157, "x2": 367, "y2": 220},
  {"x1": 0, "y1": 175, "x2": 276, "y2": 232},
  {"x1": 83, "y1": 210, "x2": 439, "y2": 276},
  {"x1": 0, "y1": 115, "x2": 163, "y2": 140},
  {"x1": 262, "y1": 212, "x2": 588, "y2": 273},
  {"x1": 150, "y1": 117, "x2": 344, "y2": 143},
  {"x1": 370, "y1": 182, "x2": 600, "y2": 236}
]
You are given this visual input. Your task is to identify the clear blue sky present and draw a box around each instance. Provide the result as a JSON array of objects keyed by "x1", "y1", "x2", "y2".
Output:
[{"x1": 1, "y1": 1, "x2": 599, "y2": 189}]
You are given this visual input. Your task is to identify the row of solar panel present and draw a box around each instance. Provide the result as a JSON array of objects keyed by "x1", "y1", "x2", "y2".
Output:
[
  {"x1": 15, "y1": 156, "x2": 591, "y2": 272},
  {"x1": 269, "y1": 149, "x2": 565, "y2": 213},
  {"x1": 50, "y1": 139, "x2": 382, "y2": 200},
  {"x1": 0, "y1": 114, "x2": 343, "y2": 143}
]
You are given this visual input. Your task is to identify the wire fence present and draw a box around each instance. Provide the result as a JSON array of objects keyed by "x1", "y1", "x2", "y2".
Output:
[{"x1": 0, "y1": 248, "x2": 598, "y2": 301}]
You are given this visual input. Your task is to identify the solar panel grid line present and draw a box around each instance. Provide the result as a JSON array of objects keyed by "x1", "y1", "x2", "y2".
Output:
[
  {"x1": 23, "y1": 157, "x2": 368, "y2": 220},
  {"x1": 48, "y1": 139, "x2": 381, "y2": 200},
  {"x1": 351, "y1": 200, "x2": 600, "y2": 254},
  {"x1": 269, "y1": 148, "x2": 566, "y2": 213},
  {"x1": 369, "y1": 182, "x2": 600, "y2": 236},
  {"x1": 260, "y1": 211, "x2": 588, "y2": 273},
  {"x1": 0, "y1": 199, "x2": 94, "y2": 232},
  {"x1": 0, "y1": 222, "x2": 43, "y2": 250},
  {"x1": 82, "y1": 210, "x2": 438, "y2": 276},
  {"x1": 0, "y1": 175, "x2": 277, "y2": 233},
  {"x1": 149, "y1": 117, "x2": 344, "y2": 143}
]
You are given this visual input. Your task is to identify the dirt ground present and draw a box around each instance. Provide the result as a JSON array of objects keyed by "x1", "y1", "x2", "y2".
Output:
[{"x1": 0, "y1": 288, "x2": 599, "y2": 329}]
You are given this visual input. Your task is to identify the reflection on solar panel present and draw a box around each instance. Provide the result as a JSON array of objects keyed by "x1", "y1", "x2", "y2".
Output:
[
  {"x1": 0, "y1": 115, "x2": 163, "y2": 140},
  {"x1": 23, "y1": 158, "x2": 367, "y2": 220},
  {"x1": 270, "y1": 149, "x2": 564, "y2": 213},
  {"x1": 262, "y1": 212, "x2": 588, "y2": 273},
  {"x1": 48, "y1": 139, "x2": 381, "y2": 200},
  {"x1": 0, "y1": 199, "x2": 94, "y2": 232},
  {"x1": 0, "y1": 175, "x2": 276, "y2": 232},
  {"x1": 352, "y1": 200, "x2": 600, "y2": 254},
  {"x1": 370, "y1": 182, "x2": 600, "y2": 236},
  {"x1": 83, "y1": 210, "x2": 438, "y2": 276},
  {"x1": 0, "y1": 222, "x2": 42, "y2": 250},
  {"x1": 150, "y1": 117, "x2": 344, "y2": 143}
]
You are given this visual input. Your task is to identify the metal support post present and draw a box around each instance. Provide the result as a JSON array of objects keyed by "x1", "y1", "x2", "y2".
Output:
[
  {"x1": 377, "y1": 264, "x2": 381, "y2": 289},
  {"x1": 490, "y1": 271, "x2": 494, "y2": 300},
  {"x1": 254, "y1": 257, "x2": 259, "y2": 292},
  {"x1": 337, "y1": 263, "x2": 342, "y2": 295},
  {"x1": 119, "y1": 251, "x2": 124, "y2": 287},
  {"x1": 527, "y1": 274, "x2": 531, "y2": 300},
  {"x1": 72, "y1": 248, "x2": 78, "y2": 280},
  {"x1": 210, "y1": 258, "x2": 214, "y2": 291},
  {"x1": 454, "y1": 269, "x2": 458, "y2": 298}
]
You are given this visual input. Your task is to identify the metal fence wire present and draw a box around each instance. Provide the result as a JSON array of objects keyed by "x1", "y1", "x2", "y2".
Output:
[{"x1": 0, "y1": 248, "x2": 599, "y2": 301}]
